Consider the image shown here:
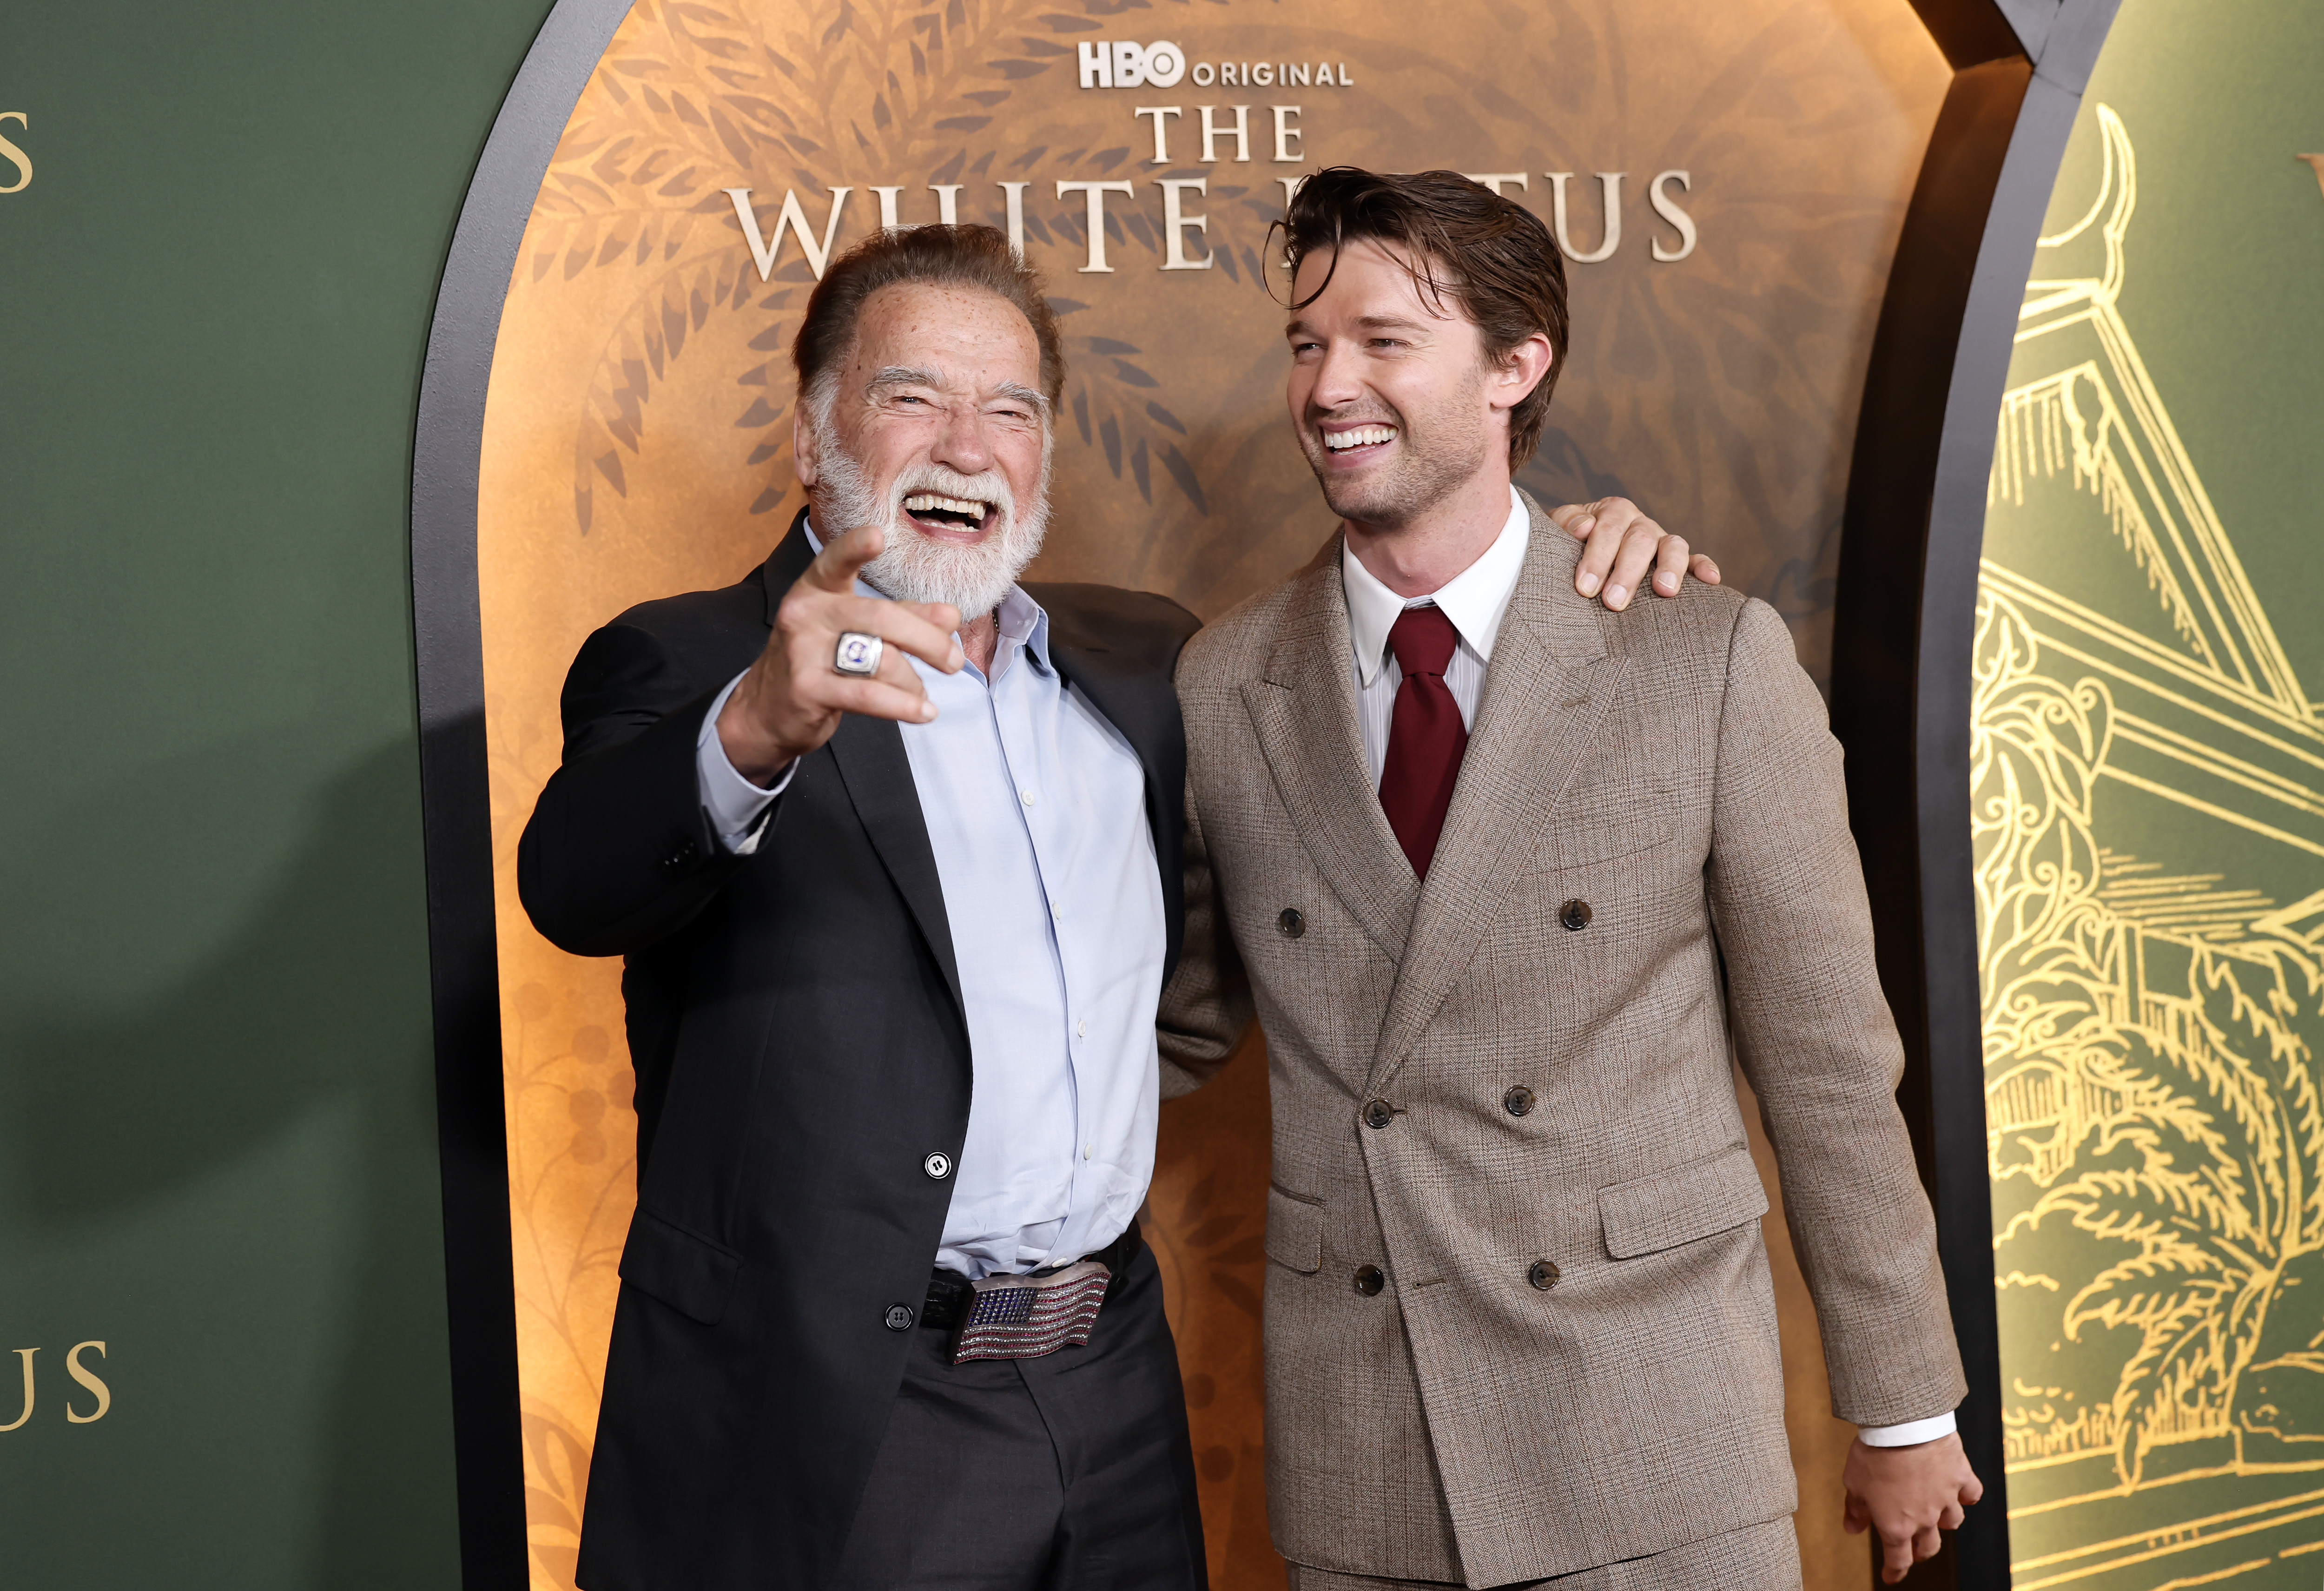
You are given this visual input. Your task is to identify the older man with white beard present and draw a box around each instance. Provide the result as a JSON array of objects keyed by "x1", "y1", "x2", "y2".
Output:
[{"x1": 519, "y1": 223, "x2": 1708, "y2": 1591}]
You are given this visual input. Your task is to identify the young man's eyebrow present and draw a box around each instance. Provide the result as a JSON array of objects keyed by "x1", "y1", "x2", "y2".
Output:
[{"x1": 1283, "y1": 313, "x2": 1433, "y2": 339}]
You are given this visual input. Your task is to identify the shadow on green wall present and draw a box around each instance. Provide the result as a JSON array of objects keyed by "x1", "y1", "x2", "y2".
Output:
[{"x1": 0, "y1": 735, "x2": 462, "y2": 1587}]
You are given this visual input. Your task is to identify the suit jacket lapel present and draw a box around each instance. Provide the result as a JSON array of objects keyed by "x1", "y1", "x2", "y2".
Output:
[
  {"x1": 1244, "y1": 553, "x2": 1421, "y2": 961},
  {"x1": 825, "y1": 716, "x2": 965, "y2": 1018},
  {"x1": 760, "y1": 510, "x2": 965, "y2": 1019},
  {"x1": 1046, "y1": 632, "x2": 1188, "y2": 987},
  {"x1": 1366, "y1": 495, "x2": 1631, "y2": 1099},
  {"x1": 755, "y1": 508, "x2": 817, "y2": 621}
]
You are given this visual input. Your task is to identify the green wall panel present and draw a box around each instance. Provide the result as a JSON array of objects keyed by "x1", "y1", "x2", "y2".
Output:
[
  {"x1": 0, "y1": 2, "x2": 553, "y2": 1583},
  {"x1": 1975, "y1": 1, "x2": 2324, "y2": 1584}
]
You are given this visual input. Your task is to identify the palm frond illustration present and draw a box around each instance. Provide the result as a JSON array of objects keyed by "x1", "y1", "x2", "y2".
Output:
[
  {"x1": 513, "y1": 0, "x2": 1268, "y2": 537},
  {"x1": 1980, "y1": 590, "x2": 2324, "y2": 1484},
  {"x1": 1975, "y1": 106, "x2": 2324, "y2": 1496}
]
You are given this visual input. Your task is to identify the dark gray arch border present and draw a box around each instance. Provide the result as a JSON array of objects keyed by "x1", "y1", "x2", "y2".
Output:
[
  {"x1": 1833, "y1": 0, "x2": 2121, "y2": 1584},
  {"x1": 406, "y1": 0, "x2": 2121, "y2": 1584},
  {"x1": 409, "y1": 0, "x2": 636, "y2": 1582}
]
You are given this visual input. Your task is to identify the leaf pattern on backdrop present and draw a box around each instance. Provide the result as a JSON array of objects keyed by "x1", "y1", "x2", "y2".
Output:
[{"x1": 516, "y1": 0, "x2": 1259, "y2": 540}]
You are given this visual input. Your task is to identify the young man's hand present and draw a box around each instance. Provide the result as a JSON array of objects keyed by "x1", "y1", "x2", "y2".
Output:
[
  {"x1": 1842, "y1": 1432, "x2": 1983, "y2": 1583},
  {"x1": 1548, "y1": 496, "x2": 1721, "y2": 610}
]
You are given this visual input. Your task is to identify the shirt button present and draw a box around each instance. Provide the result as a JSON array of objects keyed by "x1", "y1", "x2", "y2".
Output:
[
  {"x1": 1527, "y1": 1260, "x2": 1562, "y2": 1291},
  {"x1": 1084, "y1": 1143, "x2": 1094, "y2": 1160},
  {"x1": 1363, "y1": 1099, "x2": 1395, "y2": 1130},
  {"x1": 923, "y1": 1151, "x2": 953, "y2": 1180},
  {"x1": 1077, "y1": 1019, "x2": 1087, "y2": 1038},
  {"x1": 1559, "y1": 898, "x2": 1593, "y2": 931},
  {"x1": 1503, "y1": 1086, "x2": 1536, "y2": 1117},
  {"x1": 884, "y1": 1303, "x2": 916, "y2": 1330},
  {"x1": 1022, "y1": 789, "x2": 1037, "y2": 805},
  {"x1": 1353, "y1": 1265, "x2": 1386, "y2": 1296}
]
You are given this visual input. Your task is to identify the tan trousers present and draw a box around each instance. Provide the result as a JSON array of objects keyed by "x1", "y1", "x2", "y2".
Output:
[{"x1": 1284, "y1": 1515, "x2": 1802, "y2": 1591}]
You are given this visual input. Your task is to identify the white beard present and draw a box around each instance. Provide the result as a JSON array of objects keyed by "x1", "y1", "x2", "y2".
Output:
[{"x1": 805, "y1": 409, "x2": 1052, "y2": 621}]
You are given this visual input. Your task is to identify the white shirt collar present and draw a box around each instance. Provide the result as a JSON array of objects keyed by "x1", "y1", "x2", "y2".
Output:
[{"x1": 1342, "y1": 486, "x2": 1531, "y2": 687}]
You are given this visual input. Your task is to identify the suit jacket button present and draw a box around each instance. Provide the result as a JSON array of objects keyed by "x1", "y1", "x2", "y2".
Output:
[
  {"x1": 1278, "y1": 907, "x2": 1306, "y2": 938},
  {"x1": 883, "y1": 1303, "x2": 916, "y2": 1331},
  {"x1": 1559, "y1": 899, "x2": 1592, "y2": 931},
  {"x1": 923, "y1": 1151, "x2": 954, "y2": 1180},
  {"x1": 1527, "y1": 1259, "x2": 1562, "y2": 1291},
  {"x1": 1503, "y1": 1086, "x2": 1535, "y2": 1117},
  {"x1": 1362, "y1": 1099, "x2": 1395, "y2": 1130},
  {"x1": 1353, "y1": 1265, "x2": 1385, "y2": 1296}
]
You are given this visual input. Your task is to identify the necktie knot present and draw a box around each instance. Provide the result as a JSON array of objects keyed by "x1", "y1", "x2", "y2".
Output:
[{"x1": 1388, "y1": 604, "x2": 1459, "y2": 679}]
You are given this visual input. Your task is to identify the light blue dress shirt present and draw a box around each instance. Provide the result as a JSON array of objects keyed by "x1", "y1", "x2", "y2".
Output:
[{"x1": 695, "y1": 530, "x2": 1166, "y2": 1280}]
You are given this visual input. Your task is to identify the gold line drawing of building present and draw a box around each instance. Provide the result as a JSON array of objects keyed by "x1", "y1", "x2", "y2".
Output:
[{"x1": 1975, "y1": 105, "x2": 2324, "y2": 1588}]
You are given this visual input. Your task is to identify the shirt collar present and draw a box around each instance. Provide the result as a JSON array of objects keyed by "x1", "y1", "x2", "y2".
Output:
[
  {"x1": 1342, "y1": 486, "x2": 1531, "y2": 687},
  {"x1": 802, "y1": 515, "x2": 1051, "y2": 677}
]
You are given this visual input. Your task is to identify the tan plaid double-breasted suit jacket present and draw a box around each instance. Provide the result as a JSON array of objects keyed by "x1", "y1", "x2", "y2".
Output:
[{"x1": 1157, "y1": 493, "x2": 1966, "y2": 1587}]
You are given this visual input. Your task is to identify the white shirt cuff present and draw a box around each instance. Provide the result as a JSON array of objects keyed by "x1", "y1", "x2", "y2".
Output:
[
  {"x1": 697, "y1": 672, "x2": 794, "y2": 855},
  {"x1": 1858, "y1": 1411, "x2": 1958, "y2": 1447}
]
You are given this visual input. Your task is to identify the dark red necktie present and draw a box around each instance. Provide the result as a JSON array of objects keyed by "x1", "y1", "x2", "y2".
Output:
[{"x1": 1377, "y1": 605, "x2": 1469, "y2": 878}]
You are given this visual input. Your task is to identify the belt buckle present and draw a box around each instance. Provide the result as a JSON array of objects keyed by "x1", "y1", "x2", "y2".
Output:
[{"x1": 949, "y1": 1259, "x2": 1113, "y2": 1364}]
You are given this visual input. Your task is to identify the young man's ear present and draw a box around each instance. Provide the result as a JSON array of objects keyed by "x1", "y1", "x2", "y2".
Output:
[{"x1": 1491, "y1": 333, "x2": 1554, "y2": 414}]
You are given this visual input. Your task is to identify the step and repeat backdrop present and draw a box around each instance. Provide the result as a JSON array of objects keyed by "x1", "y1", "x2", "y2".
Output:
[
  {"x1": 469, "y1": 2, "x2": 1948, "y2": 1586},
  {"x1": 21, "y1": 0, "x2": 2323, "y2": 1586},
  {"x1": 1973, "y1": 3, "x2": 2324, "y2": 1586}
]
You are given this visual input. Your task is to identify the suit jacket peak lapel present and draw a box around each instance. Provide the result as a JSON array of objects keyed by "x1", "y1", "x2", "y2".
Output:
[
  {"x1": 1364, "y1": 497, "x2": 1633, "y2": 1096},
  {"x1": 757, "y1": 508, "x2": 817, "y2": 627},
  {"x1": 1260, "y1": 552, "x2": 1351, "y2": 687},
  {"x1": 1246, "y1": 555, "x2": 1421, "y2": 960},
  {"x1": 757, "y1": 509, "x2": 965, "y2": 1021},
  {"x1": 1045, "y1": 627, "x2": 1190, "y2": 989}
]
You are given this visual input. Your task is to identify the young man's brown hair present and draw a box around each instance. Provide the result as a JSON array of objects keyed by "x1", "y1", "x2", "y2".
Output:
[{"x1": 1276, "y1": 166, "x2": 1571, "y2": 468}]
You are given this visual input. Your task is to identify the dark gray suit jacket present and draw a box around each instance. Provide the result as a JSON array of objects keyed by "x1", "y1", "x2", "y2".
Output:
[{"x1": 519, "y1": 511, "x2": 1200, "y2": 1591}]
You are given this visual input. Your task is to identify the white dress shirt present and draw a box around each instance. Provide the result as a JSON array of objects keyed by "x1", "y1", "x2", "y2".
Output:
[
  {"x1": 1342, "y1": 488, "x2": 1531, "y2": 786},
  {"x1": 1338, "y1": 487, "x2": 1957, "y2": 1449},
  {"x1": 694, "y1": 525, "x2": 1165, "y2": 1280}
]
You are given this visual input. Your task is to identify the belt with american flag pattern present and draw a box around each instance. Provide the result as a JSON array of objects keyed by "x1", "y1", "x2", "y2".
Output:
[{"x1": 919, "y1": 1217, "x2": 1140, "y2": 1363}]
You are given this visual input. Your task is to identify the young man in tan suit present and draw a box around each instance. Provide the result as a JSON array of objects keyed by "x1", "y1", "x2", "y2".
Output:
[{"x1": 1159, "y1": 169, "x2": 1982, "y2": 1588}]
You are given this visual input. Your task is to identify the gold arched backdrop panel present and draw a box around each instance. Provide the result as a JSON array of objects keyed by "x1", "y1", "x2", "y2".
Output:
[{"x1": 475, "y1": 2, "x2": 1948, "y2": 1584}]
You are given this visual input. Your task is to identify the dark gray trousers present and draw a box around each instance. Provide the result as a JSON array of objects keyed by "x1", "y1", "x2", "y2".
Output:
[{"x1": 831, "y1": 1243, "x2": 1208, "y2": 1591}]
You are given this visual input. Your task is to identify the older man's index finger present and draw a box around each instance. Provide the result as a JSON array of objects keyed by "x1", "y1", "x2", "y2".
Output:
[{"x1": 802, "y1": 522, "x2": 888, "y2": 592}]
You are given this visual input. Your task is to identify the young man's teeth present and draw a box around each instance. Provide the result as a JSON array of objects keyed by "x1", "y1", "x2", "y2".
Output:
[
  {"x1": 1326, "y1": 426, "x2": 1397, "y2": 451},
  {"x1": 903, "y1": 493, "x2": 988, "y2": 517}
]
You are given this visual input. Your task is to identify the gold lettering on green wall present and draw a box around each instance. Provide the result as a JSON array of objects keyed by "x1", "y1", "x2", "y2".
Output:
[
  {"x1": 64, "y1": 1342, "x2": 109, "y2": 1425},
  {"x1": 0, "y1": 1349, "x2": 35, "y2": 1433},
  {"x1": 0, "y1": 112, "x2": 27, "y2": 195}
]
